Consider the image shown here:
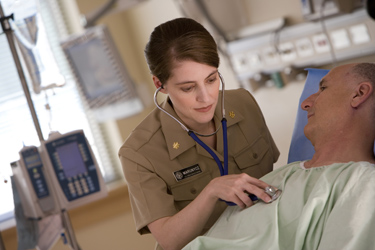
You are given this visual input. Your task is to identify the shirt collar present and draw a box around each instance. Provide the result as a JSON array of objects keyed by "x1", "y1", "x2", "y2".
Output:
[
  {"x1": 160, "y1": 91, "x2": 244, "y2": 160},
  {"x1": 219, "y1": 91, "x2": 244, "y2": 127},
  {"x1": 160, "y1": 98, "x2": 195, "y2": 160}
]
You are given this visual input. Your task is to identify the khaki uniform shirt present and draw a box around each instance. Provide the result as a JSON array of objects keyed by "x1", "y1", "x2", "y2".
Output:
[{"x1": 119, "y1": 88, "x2": 279, "y2": 246}]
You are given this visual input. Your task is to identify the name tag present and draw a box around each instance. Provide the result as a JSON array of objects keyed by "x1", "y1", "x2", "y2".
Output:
[{"x1": 173, "y1": 164, "x2": 202, "y2": 182}]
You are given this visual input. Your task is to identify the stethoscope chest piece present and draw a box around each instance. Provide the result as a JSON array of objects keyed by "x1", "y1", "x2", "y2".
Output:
[{"x1": 264, "y1": 186, "x2": 282, "y2": 203}]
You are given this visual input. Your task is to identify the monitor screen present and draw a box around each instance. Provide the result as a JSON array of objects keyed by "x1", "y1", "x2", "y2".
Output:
[
  {"x1": 56, "y1": 142, "x2": 87, "y2": 178},
  {"x1": 64, "y1": 37, "x2": 124, "y2": 99},
  {"x1": 24, "y1": 153, "x2": 42, "y2": 169},
  {"x1": 60, "y1": 25, "x2": 144, "y2": 122},
  {"x1": 60, "y1": 25, "x2": 138, "y2": 108}
]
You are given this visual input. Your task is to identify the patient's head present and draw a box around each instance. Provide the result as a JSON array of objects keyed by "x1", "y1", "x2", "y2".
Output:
[
  {"x1": 351, "y1": 63, "x2": 375, "y2": 88},
  {"x1": 352, "y1": 63, "x2": 375, "y2": 118},
  {"x1": 301, "y1": 62, "x2": 375, "y2": 146}
]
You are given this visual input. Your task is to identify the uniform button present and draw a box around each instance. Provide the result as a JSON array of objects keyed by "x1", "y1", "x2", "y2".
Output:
[
  {"x1": 190, "y1": 188, "x2": 197, "y2": 194},
  {"x1": 253, "y1": 153, "x2": 258, "y2": 159}
]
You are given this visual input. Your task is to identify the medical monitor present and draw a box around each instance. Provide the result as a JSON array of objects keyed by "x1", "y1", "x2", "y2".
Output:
[
  {"x1": 60, "y1": 25, "x2": 142, "y2": 121},
  {"x1": 42, "y1": 130, "x2": 107, "y2": 209},
  {"x1": 12, "y1": 130, "x2": 107, "y2": 219}
]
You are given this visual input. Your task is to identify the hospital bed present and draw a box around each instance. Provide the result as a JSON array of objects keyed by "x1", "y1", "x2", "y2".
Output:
[{"x1": 288, "y1": 68, "x2": 330, "y2": 163}]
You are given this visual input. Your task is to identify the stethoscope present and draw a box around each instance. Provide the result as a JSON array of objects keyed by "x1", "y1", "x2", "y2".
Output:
[{"x1": 154, "y1": 72, "x2": 281, "y2": 205}]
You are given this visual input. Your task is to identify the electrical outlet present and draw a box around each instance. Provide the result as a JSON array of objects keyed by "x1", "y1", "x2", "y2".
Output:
[
  {"x1": 247, "y1": 52, "x2": 262, "y2": 68},
  {"x1": 312, "y1": 34, "x2": 330, "y2": 53},
  {"x1": 278, "y1": 42, "x2": 297, "y2": 62},
  {"x1": 330, "y1": 29, "x2": 350, "y2": 50},
  {"x1": 295, "y1": 37, "x2": 314, "y2": 57},
  {"x1": 262, "y1": 47, "x2": 280, "y2": 65},
  {"x1": 349, "y1": 24, "x2": 370, "y2": 45},
  {"x1": 231, "y1": 54, "x2": 249, "y2": 73}
]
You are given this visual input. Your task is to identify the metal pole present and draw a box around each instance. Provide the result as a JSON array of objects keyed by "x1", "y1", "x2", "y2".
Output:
[
  {"x1": 0, "y1": 232, "x2": 5, "y2": 250},
  {"x1": 0, "y1": 3, "x2": 44, "y2": 142},
  {"x1": 61, "y1": 210, "x2": 81, "y2": 250}
]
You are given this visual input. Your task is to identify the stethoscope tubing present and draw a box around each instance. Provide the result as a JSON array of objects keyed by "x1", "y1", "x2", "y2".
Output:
[{"x1": 188, "y1": 119, "x2": 227, "y2": 176}]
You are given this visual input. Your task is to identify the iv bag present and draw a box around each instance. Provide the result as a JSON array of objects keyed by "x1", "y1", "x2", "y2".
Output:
[
  {"x1": 2, "y1": 0, "x2": 65, "y2": 94},
  {"x1": 12, "y1": 13, "x2": 65, "y2": 94}
]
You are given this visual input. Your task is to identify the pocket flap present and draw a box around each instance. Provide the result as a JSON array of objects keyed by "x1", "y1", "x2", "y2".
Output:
[
  {"x1": 234, "y1": 135, "x2": 269, "y2": 170},
  {"x1": 170, "y1": 172, "x2": 211, "y2": 201}
]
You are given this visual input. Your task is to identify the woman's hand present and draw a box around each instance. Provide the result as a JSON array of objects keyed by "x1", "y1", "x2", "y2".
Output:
[
  {"x1": 206, "y1": 173, "x2": 273, "y2": 209},
  {"x1": 148, "y1": 174, "x2": 274, "y2": 249}
]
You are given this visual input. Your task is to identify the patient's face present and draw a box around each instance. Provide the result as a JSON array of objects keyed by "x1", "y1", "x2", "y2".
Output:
[{"x1": 301, "y1": 64, "x2": 356, "y2": 145}]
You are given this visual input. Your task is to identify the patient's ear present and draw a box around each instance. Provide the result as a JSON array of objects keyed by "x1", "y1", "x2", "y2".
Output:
[
  {"x1": 351, "y1": 81, "x2": 373, "y2": 108},
  {"x1": 153, "y1": 76, "x2": 167, "y2": 94}
]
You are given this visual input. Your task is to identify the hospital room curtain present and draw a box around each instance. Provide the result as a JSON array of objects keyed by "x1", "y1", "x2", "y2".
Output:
[{"x1": 0, "y1": 0, "x2": 122, "y2": 222}]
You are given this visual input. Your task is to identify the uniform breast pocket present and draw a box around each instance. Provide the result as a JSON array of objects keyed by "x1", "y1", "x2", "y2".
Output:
[
  {"x1": 233, "y1": 135, "x2": 271, "y2": 177},
  {"x1": 170, "y1": 172, "x2": 212, "y2": 210}
]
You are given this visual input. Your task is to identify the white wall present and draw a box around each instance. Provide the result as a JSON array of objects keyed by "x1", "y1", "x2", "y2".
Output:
[{"x1": 253, "y1": 80, "x2": 306, "y2": 168}]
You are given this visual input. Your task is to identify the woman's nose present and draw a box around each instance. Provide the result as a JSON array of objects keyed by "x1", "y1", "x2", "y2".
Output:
[{"x1": 197, "y1": 86, "x2": 210, "y2": 102}]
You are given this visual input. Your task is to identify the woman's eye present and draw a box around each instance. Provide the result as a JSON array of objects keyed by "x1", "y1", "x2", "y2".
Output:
[
  {"x1": 320, "y1": 86, "x2": 326, "y2": 91},
  {"x1": 208, "y1": 77, "x2": 217, "y2": 83},
  {"x1": 182, "y1": 86, "x2": 193, "y2": 92}
]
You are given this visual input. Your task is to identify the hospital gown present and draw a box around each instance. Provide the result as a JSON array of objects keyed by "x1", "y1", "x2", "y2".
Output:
[{"x1": 183, "y1": 161, "x2": 375, "y2": 250}]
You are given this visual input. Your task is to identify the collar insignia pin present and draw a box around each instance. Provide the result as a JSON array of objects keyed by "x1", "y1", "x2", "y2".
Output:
[
  {"x1": 229, "y1": 111, "x2": 235, "y2": 119},
  {"x1": 173, "y1": 142, "x2": 180, "y2": 149}
]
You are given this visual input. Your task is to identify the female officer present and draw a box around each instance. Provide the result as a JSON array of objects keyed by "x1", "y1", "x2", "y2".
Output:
[{"x1": 119, "y1": 17, "x2": 279, "y2": 250}]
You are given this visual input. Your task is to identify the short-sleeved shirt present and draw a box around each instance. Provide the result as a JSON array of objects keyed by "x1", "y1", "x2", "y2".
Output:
[{"x1": 119, "y1": 88, "x2": 279, "y2": 236}]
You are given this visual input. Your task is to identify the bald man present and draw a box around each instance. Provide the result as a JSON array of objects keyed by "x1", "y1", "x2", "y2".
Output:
[{"x1": 184, "y1": 63, "x2": 375, "y2": 250}]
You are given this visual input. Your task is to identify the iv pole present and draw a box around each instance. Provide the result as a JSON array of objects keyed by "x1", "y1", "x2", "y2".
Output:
[
  {"x1": 0, "y1": 3, "x2": 81, "y2": 250},
  {"x1": 0, "y1": 232, "x2": 5, "y2": 250},
  {"x1": 0, "y1": 3, "x2": 44, "y2": 142}
]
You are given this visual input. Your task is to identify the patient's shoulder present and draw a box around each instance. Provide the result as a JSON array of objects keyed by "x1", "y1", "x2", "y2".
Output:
[
  {"x1": 260, "y1": 162, "x2": 301, "y2": 183},
  {"x1": 348, "y1": 161, "x2": 375, "y2": 176}
]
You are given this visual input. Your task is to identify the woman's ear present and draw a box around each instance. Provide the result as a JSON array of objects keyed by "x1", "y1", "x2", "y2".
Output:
[
  {"x1": 352, "y1": 81, "x2": 373, "y2": 108},
  {"x1": 153, "y1": 76, "x2": 167, "y2": 94}
]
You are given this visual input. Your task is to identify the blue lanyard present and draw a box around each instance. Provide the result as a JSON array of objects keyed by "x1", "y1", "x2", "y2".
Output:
[{"x1": 188, "y1": 118, "x2": 258, "y2": 206}]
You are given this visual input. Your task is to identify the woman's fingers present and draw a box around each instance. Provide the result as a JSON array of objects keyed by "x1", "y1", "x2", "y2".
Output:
[{"x1": 210, "y1": 173, "x2": 277, "y2": 207}]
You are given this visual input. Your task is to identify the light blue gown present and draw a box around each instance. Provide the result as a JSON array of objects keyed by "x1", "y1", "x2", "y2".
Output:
[{"x1": 184, "y1": 161, "x2": 375, "y2": 250}]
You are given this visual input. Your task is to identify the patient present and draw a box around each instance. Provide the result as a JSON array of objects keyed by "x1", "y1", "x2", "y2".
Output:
[{"x1": 183, "y1": 62, "x2": 375, "y2": 250}]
